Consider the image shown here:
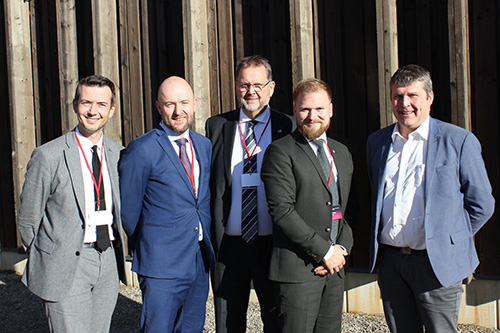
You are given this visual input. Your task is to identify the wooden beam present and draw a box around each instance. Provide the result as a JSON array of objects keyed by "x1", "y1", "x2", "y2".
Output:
[
  {"x1": 119, "y1": 0, "x2": 145, "y2": 145},
  {"x1": 55, "y1": 0, "x2": 79, "y2": 133},
  {"x1": 216, "y1": 0, "x2": 236, "y2": 114},
  {"x1": 289, "y1": 0, "x2": 315, "y2": 86},
  {"x1": 140, "y1": 0, "x2": 153, "y2": 133},
  {"x1": 4, "y1": 0, "x2": 36, "y2": 247},
  {"x1": 182, "y1": 0, "x2": 211, "y2": 134},
  {"x1": 448, "y1": 0, "x2": 471, "y2": 130},
  {"x1": 91, "y1": 0, "x2": 122, "y2": 144},
  {"x1": 376, "y1": 0, "x2": 398, "y2": 128}
]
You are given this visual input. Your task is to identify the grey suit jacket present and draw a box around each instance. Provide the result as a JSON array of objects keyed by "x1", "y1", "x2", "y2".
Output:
[
  {"x1": 18, "y1": 130, "x2": 128, "y2": 301},
  {"x1": 261, "y1": 129, "x2": 354, "y2": 283},
  {"x1": 367, "y1": 117, "x2": 495, "y2": 287},
  {"x1": 205, "y1": 109, "x2": 296, "y2": 256}
]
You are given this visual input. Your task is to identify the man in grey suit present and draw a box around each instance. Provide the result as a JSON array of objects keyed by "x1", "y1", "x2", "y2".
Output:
[
  {"x1": 262, "y1": 78, "x2": 354, "y2": 332},
  {"x1": 18, "y1": 75, "x2": 128, "y2": 332},
  {"x1": 367, "y1": 64, "x2": 495, "y2": 332}
]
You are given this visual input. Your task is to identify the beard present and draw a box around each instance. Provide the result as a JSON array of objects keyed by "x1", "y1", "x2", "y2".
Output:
[{"x1": 299, "y1": 118, "x2": 331, "y2": 140}]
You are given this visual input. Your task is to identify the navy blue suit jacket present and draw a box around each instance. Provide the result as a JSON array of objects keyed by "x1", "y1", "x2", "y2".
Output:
[
  {"x1": 119, "y1": 126, "x2": 216, "y2": 279},
  {"x1": 367, "y1": 117, "x2": 495, "y2": 287}
]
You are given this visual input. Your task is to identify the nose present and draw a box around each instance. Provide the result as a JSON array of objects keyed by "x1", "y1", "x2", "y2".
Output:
[
  {"x1": 89, "y1": 102, "x2": 98, "y2": 114},
  {"x1": 402, "y1": 95, "x2": 411, "y2": 107}
]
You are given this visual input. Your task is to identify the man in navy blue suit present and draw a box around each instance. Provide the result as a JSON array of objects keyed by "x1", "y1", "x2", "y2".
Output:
[
  {"x1": 120, "y1": 76, "x2": 216, "y2": 332},
  {"x1": 367, "y1": 64, "x2": 495, "y2": 332}
]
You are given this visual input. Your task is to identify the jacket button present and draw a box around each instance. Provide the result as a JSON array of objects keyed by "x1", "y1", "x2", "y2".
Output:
[
  {"x1": 325, "y1": 227, "x2": 331, "y2": 233},
  {"x1": 194, "y1": 227, "x2": 199, "y2": 232},
  {"x1": 326, "y1": 201, "x2": 332, "y2": 206},
  {"x1": 75, "y1": 251, "x2": 80, "y2": 256},
  {"x1": 197, "y1": 206, "x2": 200, "y2": 210}
]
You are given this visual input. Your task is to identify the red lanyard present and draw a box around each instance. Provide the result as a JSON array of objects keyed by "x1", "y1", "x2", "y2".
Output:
[
  {"x1": 239, "y1": 115, "x2": 271, "y2": 170},
  {"x1": 324, "y1": 141, "x2": 334, "y2": 187},
  {"x1": 74, "y1": 131, "x2": 105, "y2": 207},
  {"x1": 177, "y1": 135, "x2": 196, "y2": 196}
]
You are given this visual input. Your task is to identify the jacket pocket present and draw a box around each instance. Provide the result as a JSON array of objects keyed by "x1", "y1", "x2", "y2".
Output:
[
  {"x1": 450, "y1": 228, "x2": 471, "y2": 245},
  {"x1": 33, "y1": 236, "x2": 55, "y2": 254}
]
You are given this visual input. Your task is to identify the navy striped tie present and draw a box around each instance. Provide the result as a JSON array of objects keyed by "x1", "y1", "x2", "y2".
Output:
[{"x1": 241, "y1": 121, "x2": 258, "y2": 244}]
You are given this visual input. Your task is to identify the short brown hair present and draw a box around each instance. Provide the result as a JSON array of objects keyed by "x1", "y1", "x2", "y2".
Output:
[
  {"x1": 74, "y1": 75, "x2": 116, "y2": 106},
  {"x1": 293, "y1": 78, "x2": 332, "y2": 103},
  {"x1": 390, "y1": 64, "x2": 433, "y2": 98}
]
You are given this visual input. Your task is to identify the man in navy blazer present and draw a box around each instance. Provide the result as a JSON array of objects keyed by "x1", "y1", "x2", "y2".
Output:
[
  {"x1": 367, "y1": 64, "x2": 495, "y2": 332},
  {"x1": 120, "y1": 76, "x2": 216, "y2": 332}
]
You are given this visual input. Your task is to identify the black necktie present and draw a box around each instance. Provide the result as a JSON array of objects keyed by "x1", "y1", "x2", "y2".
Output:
[
  {"x1": 91, "y1": 145, "x2": 110, "y2": 252},
  {"x1": 241, "y1": 120, "x2": 259, "y2": 244},
  {"x1": 176, "y1": 138, "x2": 192, "y2": 177}
]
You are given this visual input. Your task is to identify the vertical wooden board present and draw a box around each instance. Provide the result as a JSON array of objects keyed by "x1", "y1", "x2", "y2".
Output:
[
  {"x1": 182, "y1": 0, "x2": 211, "y2": 134},
  {"x1": 233, "y1": 0, "x2": 245, "y2": 62},
  {"x1": 140, "y1": 0, "x2": 153, "y2": 132},
  {"x1": 268, "y1": 0, "x2": 292, "y2": 115},
  {"x1": 34, "y1": 0, "x2": 62, "y2": 143},
  {"x1": 0, "y1": 0, "x2": 16, "y2": 248},
  {"x1": 4, "y1": 0, "x2": 36, "y2": 247},
  {"x1": 289, "y1": 0, "x2": 315, "y2": 86},
  {"x1": 92, "y1": 0, "x2": 122, "y2": 144},
  {"x1": 56, "y1": 0, "x2": 79, "y2": 134},
  {"x1": 119, "y1": 0, "x2": 145, "y2": 145},
  {"x1": 207, "y1": 0, "x2": 221, "y2": 117},
  {"x1": 217, "y1": 0, "x2": 235, "y2": 114},
  {"x1": 469, "y1": 0, "x2": 500, "y2": 276}
]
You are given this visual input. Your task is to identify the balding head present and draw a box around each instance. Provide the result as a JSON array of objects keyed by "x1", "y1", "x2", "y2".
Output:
[{"x1": 155, "y1": 76, "x2": 197, "y2": 135}]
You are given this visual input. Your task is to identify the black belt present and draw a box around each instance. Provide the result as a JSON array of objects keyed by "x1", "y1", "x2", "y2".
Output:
[{"x1": 382, "y1": 244, "x2": 427, "y2": 256}]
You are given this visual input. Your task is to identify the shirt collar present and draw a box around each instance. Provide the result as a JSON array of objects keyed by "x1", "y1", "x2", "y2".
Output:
[
  {"x1": 75, "y1": 126, "x2": 104, "y2": 151},
  {"x1": 392, "y1": 116, "x2": 430, "y2": 142},
  {"x1": 159, "y1": 121, "x2": 191, "y2": 143},
  {"x1": 239, "y1": 106, "x2": 271, "y2": 125}
]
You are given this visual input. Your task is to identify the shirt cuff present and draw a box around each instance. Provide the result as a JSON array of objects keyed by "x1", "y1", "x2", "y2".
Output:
[{"x1": 323, "y1": 244, "x2": 347, "y2": 261}]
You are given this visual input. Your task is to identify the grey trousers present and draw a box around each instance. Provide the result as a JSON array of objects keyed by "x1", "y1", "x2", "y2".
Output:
[
  {"x1": 44, "y1": 244, "x2": 119, "y2": 333},
  {"x1": 377, "y1": 245, "x2": 463, "y2": 333}
]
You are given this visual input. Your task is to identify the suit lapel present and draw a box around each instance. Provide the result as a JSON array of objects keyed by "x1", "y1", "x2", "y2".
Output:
[
  {"x1": 64, "y1": 131, "x2": 86, "y2": 216},
  {"x1": 223, "y1": 115, "x2": 238, "y2": 186},
  {"x1": 424, "y1": 117, "x2": 441, "y2": 204},
  {"x1": 270, "y1": 111, "x2": 287, "y2": 141},
  {"x1": 192, "y1": 133, "x2": 207, "y2": 198},
  {"x1": 292, "y1": 130, "x2": 331, "y2": 192},
  {"x1": 156, "y1": 128, "x2": 197, "y2": 198},
  {"x1": 103, "y1": 136, "x2": 120, "y2": 213}
]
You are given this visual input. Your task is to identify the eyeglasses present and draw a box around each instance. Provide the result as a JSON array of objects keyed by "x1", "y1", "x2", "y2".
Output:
[{"x1": 238, "y1": 81, "x2": 271, "y2": 93}]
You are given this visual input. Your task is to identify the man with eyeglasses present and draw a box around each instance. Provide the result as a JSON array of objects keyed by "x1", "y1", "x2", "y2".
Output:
[{"x1": 206, "y1": 55, "x2": 295, "y2": 332}]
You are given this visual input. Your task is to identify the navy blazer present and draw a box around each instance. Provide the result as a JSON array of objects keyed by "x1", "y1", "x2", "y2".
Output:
[
  {"x1": 367, "y1": 117, "x2": 495, "y2": 287},
  {"x1": 119, "y1": 126, "x2": 216, "y2": 279}
]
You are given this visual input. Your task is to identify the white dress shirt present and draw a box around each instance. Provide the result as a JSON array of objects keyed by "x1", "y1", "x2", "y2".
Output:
[
  {"x1": 380, "y1": 116, "x2": 429, "y2": 250},
  {"x1": 75, "y1": 127, "x2": 115, "y2": 243},
  {"x1": 160, "y1": 122, "x2": 203, "y2": 240},
  {"x1": 226, "y1": 107, "x2": 273, "y2": 236}
]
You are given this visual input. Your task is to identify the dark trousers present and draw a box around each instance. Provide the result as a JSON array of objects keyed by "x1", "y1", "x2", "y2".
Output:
[
  {"x1": 377, "y1": 245, "x2": 463, "y2": 333},
  {"x1": 212, "y1": 234, "x2": 278, "y2": 333},
  {"x1": 273, "y1": 272, "x2": 344, "y2": 333},
  {"x1": 139, "y1": 244, "x2": 209, "y2": 333}
]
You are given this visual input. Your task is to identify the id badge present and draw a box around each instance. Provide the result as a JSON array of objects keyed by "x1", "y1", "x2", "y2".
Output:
[
  {"x1": 86, "y1": 210, "x2": 113, "y2": 227},
  {"x1": 241, "y1": 173, "x2": 261, "y2": 187},
  {"x1": 332, "y1": 205, "x2": 343, "y2": 221}
]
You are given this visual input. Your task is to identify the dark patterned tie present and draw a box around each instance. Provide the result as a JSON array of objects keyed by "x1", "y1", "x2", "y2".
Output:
[
  {"x1": 176, "y1": 138, "x2": 192, "y2": 176},
  {"x1": 241, "y1": 120, "x2": 258, "y2": 244},
  {"x1": 313, "y1": 139, "x2": 340, "y2": 242},
  {"x1": 92, "y1": 145, "x2": 110, "y2": 252}
]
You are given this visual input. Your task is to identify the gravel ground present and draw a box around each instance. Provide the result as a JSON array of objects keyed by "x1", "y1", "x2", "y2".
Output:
[{"x1": 1, "y1": 271, "x2": 498, "y2": 332}]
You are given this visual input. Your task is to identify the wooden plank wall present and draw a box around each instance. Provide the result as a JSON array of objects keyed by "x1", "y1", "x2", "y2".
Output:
[
  {"x1": 0, "y1": 0, "x2": 499, "y2": 275},
  {"x1": 469, "y1": 0, "x2": 500, "y2": 276}
]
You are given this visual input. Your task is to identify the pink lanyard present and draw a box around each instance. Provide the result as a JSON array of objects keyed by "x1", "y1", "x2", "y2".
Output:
[
  {"x1": 177, "y1": 135, "x2": 196, "y2": 196},
  {"x1": 239, "y1": 116, "x2": 271, "y2": 170},
  {"x1": 74, "y1": 132, "x2": 105, "y2": 207}
]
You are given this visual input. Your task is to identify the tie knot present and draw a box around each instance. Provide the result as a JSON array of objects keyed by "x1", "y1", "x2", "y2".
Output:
[
  {"x1": 176, "y1": 137, "x2": 188, "y2": 147},
  {"x1": 91, "y1": 145, "x2": 98, "y2": 154},
  {"x1": 313, "y1": 138, "x2": 325, "y2": 148},
  {"x1": 247, "y1": 120, "x2": 257, "y2": 130}
]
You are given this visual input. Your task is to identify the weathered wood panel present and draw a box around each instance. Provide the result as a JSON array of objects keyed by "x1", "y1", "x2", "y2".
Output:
[
  {"x1": 469, "y1": 0, "x2": 500, "y2": 276},
  {"x1": 4, "y1": 0, "x2": 37, "y2": 247}
]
